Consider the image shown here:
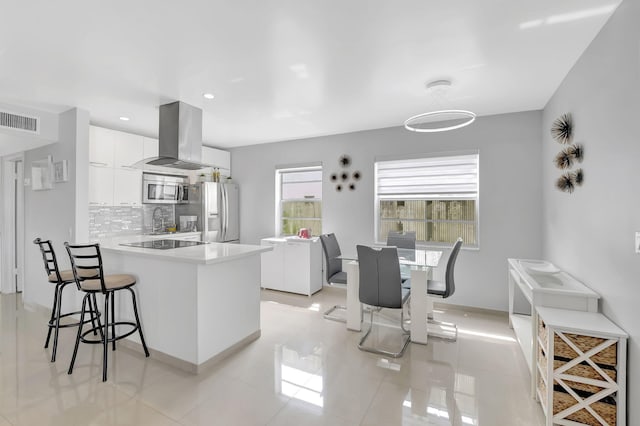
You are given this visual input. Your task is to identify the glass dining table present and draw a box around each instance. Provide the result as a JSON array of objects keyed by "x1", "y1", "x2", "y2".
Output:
[{"x1": 339, "y1": 247, "x2": 443, "y2": 345}]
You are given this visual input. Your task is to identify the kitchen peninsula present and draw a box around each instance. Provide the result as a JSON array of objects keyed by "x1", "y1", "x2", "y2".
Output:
[{"x1": 98, "y1": 236, "x2": 271, "y2": 373}]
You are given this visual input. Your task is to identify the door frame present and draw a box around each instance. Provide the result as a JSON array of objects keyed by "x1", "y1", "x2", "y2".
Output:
[{"x1": 1, "y1": 153, "x2": 25, "y2": 294}]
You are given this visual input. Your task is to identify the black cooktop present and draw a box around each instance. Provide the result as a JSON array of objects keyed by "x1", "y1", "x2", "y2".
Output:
[{"x1": 120, "y1": 239, "x2": 207, "y2": 250}]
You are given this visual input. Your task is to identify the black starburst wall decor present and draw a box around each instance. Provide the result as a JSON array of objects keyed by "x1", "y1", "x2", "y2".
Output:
[
  {"x1": 556, "y1": 173, "x2": 576, "y2": 193},
  {"x1": 333, "y1": 155, "x2": 361, "y2": 192},
  {"x1": 551, "y1": 113, "x2": 573, "y2": 144},
  {"x1": 552, "y1": 113, "x2": 584, "y2": 193}
]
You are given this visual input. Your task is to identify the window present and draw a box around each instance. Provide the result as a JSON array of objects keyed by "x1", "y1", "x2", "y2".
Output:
[
  {"x1": 276, "y1": 166, "x2": 322, "y2": 236},
  {"x1": 375, "y1": 152, "x2": 479, "y2": 247}
]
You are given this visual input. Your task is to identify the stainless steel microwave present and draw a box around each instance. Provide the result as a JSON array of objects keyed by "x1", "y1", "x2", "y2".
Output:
[{"x1": 142, "y1": 172, "x2": 190, "y2": 204}]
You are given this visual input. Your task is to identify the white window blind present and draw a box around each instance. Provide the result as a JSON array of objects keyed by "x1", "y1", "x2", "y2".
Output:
[{"x1": 376, "y1": 154, "x2": 479, "y2": 200}]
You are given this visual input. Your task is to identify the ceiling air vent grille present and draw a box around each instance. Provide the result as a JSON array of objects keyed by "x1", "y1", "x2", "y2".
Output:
[{"x1": 0, "y1": 111, "x2": 39, "y2": 134}]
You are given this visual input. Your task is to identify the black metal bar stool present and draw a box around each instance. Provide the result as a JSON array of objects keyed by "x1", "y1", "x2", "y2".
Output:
[
  {"x1": 64, "y1": 242, "x2": 149, "y2": 382},
  {"x1": 33, "y1": 238, "x2": 101, "y2": 362}
]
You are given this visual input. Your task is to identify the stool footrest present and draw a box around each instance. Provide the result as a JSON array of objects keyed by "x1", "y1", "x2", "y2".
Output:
[
  {"x1": 79, "y1": 321, "x2": 140, "y2": 344},
  {"x1": 47, "y1": 310, "x2": 101, "y2": 329}
]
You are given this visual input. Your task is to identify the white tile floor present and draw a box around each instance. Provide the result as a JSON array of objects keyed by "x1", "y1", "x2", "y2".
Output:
[{"x1": 0, "y1": 287, "x2": 545, "y2": 425}]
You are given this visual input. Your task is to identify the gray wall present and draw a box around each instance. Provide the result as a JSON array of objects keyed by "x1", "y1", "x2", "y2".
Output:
[
  {"x1": 23, "y1": 108, "x2": 89, "y2": 309},
  {"x1": 542, "y1": 0, "x2": 639, "y2": 422},
  {"x1": 232, "y1": 111, "x2": 543, "y2": 311}
]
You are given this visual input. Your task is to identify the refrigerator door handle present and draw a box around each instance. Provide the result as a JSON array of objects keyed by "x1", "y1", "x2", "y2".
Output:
[
  {"x1": 220, "y1": 184, "x2": 227, "y2": 242},
  {"x1": 223, "y1": 185, "x2": 229, "y2": 240}
]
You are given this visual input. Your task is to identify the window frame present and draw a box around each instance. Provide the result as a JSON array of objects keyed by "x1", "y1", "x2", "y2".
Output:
[
  {"x1": 374, "y1": 150, "x2": 479, "y2": 248},
  {"x1": 275, "y1": 164, "x2": 323, "y2": 237}
]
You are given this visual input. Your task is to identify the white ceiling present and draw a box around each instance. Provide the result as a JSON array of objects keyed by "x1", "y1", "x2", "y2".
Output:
[{"x1": 0, "y1": 0, "x2": 621, "y2": 148}]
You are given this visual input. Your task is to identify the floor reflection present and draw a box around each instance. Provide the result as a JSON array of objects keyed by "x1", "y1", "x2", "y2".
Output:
[{"x1": 274, "y1": 343, "x2": 324, "y2": 407}]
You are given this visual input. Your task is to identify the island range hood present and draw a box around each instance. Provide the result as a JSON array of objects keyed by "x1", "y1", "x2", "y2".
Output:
[{"x1": 136, "y1": 101, "x2": 207, "y2": 170}]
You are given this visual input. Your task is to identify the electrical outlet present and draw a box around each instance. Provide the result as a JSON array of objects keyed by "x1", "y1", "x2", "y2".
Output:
[{"x1": 635, "y1": 232, "x2": 640, "y2": 254}]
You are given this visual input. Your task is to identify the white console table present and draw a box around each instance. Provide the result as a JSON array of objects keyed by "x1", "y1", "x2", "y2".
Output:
[{"x1": 507, "y1": 259, "x2": 600, "y2": 398}]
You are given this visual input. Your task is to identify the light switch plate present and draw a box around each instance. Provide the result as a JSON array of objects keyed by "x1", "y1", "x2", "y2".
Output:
[{"x1": 635, "y1": 231, "x2": 640, "y2": 254}]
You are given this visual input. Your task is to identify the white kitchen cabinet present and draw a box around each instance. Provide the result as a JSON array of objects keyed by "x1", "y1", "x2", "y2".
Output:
[
  {"x1": 113, "y1": 168, "x2": 142, "y2": 206},
  {"x1": 143, "y1": 137, "x2": 159, "y2": 158},
  {"x1": 113, "y1": 130, "x2": 144, "y2": 168},
  {"x1": 202, "y1": 146, "x2": 231, "y2": 175},
  {"x1": 89, "y1": 126, "x2": 115, "y2": 167},
  {"x1": 89, "y1": 165, "x2": 114, "y2": 206},
  {"x1": 260, "y1": 237, "x2": 322, "y2": 296},
  {"x1": 261, "y1": 239, "x2": 285, "y2": 291},
  {"x1": 89, "y1": 125, "x2": 148, "y2": 207}
]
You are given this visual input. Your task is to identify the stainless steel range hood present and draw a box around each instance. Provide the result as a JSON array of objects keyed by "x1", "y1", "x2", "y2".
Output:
[{"x1": 136, "y1": 101, "x2": 207, "y2": 170}]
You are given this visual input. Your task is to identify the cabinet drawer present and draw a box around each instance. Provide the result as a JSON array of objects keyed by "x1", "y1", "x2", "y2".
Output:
[{"x1": 553, "y1": 333, "x2": 617, "y2": 367}]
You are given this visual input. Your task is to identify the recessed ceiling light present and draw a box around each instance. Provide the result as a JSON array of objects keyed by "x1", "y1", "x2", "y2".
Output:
[
  {"x1": 119, "y1": 116, "x2": 130, "y2": 121},
  {"x1": 203, "y1": 93, "x2": 215, "y2": 100}
]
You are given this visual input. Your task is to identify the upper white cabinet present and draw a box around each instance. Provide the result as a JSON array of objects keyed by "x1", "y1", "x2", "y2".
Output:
[
  {"x1": 113, "y1": 168, "x2": 142, "y2": 206},
  {"x1": 89, "y1": 125, "x2": 147, "y2": 206},
  {"x1": 113, "y1": 130, "x2": 144, "y2": 168},
  {"x1": 89, "y1": 126, "x2": 115, "y2": 167},
  {"x1": 202, "y1": 146, "x2": 231, "y2": 175},
  {"x1": 143, "y1": 137, "x2": 159, "y2": 159},
  {"x1": 89, "y1": 166, "x2": 114, "y2": 206}
]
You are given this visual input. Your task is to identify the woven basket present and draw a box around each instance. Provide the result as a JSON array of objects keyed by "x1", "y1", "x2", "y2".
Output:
[
  {"x1": 538, "y1": 347, "x2": 548, "y2": 381},
  {"x1": 538, "y1": 318, "x2": 548, "y2": 348},
  {"x1": 553, "y1": 387, "x2": 617, "y2": 426},
  {"x1": 554, "y1": 358, "x2": 617, "y2": 394},
  {"x1": 554, "y1": 332, "x2": 617, "y2": 367}
]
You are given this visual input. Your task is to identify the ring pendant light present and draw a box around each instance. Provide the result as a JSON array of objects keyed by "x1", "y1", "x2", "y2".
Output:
[
  {"x1": 404, "y1": 110, "x2": 476, "y2": 133},
  {"x1": 404, "y1": 79, "x2": 476, "y2": 132}
]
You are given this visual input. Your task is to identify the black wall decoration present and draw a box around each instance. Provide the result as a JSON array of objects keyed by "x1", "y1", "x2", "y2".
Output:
[
  {"x1": 552, "y1": 113, "x2": 584, "y2": 193},
  {"x1": 333, "y1": 155, "x2": 359, "y2": 192},
  {"x1": 551, "y1": 113, "x2": 573, "y2": 144}
]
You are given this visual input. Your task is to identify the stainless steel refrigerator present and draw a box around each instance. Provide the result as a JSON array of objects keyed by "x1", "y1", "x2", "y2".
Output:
[{"x1": 175, "y1": 182, "x2": 239, "y2": 242}]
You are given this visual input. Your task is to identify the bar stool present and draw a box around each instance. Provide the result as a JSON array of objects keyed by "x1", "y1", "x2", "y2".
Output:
[
  {"x1": 33, "y1": 238, "x2": 100, "y2": 362},
  {"x1": 64, "y1": 242, "x2": 150, "y2": 382}
]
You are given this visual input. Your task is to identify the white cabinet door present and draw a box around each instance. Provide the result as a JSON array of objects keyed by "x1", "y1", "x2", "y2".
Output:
[
  {"x1": 113, "y1": 131, "x2": 144, "y2": 168},
  {"x1": 89, "y1": 126, "x2": 115, "y2": 167},
  {"x1": 143, "y1": 137, "x2": 159, "y2": 158},
  {"x1": 113, "y1": 168, "x2": 142, "y2": 206},
  {"x1": 261, "y1": 240, "x2": 285, "y2": 290},
  {"x1": 202, "y1": 146, "x2": 231, "y2": 175},
  {"x1": 284, "y1": 242, "x2": 310, "y2": 294},
  {"x1": 89, "y1": 165, "x2": 114, "y2": 206}
]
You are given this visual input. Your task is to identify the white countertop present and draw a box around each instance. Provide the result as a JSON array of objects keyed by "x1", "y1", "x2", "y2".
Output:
[
  {"x1": 261, "y1": 236, "x2": 319, "y2": 243},
  {"x1": 98, "y1": 235, "x2": 272, "y2": 265}
]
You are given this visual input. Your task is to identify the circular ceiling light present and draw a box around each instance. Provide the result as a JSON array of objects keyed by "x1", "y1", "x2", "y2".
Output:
[
  {"x1": 119, "y1": 116, "x2": 130, "y2": 121},
  {"x1": 203, "y1": 93, "x2": 215, "y2": 100},
  {"x1": 404, "y1": 110, "x2": 476, "y2": 133},
  {"x1": 404, "y1": 79, "x2": 476, "y2": 132}
]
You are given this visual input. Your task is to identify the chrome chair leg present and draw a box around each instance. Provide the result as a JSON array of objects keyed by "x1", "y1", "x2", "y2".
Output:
[
  {"x1": 358, "y1": 309, "x2": 410, "y2": 358},
  {"x1": 323, "y1": 305, "x2": 347, "y2": 323}
]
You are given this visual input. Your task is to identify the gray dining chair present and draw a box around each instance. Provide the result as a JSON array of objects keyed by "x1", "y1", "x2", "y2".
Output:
[
  {"x1": 386, "y1": 231, "x2": 416, "y2": 250},
  {"x1": 357, "y1": 245, "x2": 411, "y2": 358},
  {"x1": 426, "y1": 237, "x2": 463, "y2": 340},
  {"x1": 319, "y1": 233, "x2": 348, "y2": 322},
  {"x1": 387, "y1": 231, "x2": 415, "y2": 282}
]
